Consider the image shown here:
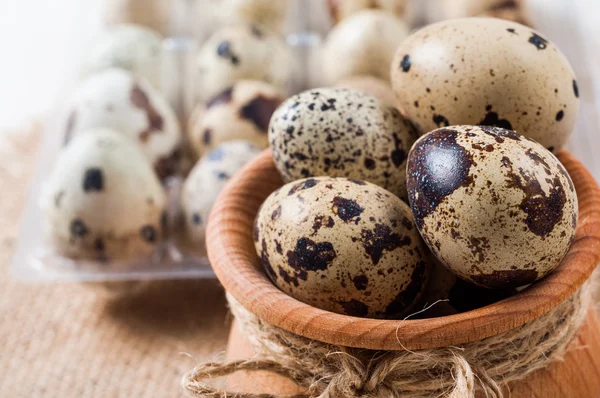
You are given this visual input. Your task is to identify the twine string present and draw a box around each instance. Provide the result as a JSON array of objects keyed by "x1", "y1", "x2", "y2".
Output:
[{"x1": 182, "y1": 279, "x2": 592, "y2": 398}]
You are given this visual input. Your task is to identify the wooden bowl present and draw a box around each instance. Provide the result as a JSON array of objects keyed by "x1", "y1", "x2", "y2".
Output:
[{"x1": 206, "y1": 149, "x2": 600, "y2": 350}]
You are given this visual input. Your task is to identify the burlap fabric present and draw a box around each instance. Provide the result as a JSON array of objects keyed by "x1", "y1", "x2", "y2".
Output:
[{"x1": 0, "y1": 125, "x2": 231, "y2": 397}]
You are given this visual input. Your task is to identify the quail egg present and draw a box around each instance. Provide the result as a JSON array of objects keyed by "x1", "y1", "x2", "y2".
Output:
[
  {"x1": 269, "y1": 88, "x2": 417, "y2": 200},
  {"x1": 82, "y1": 24, "x2": 164, "y2": 89},
  {"x1": 44, "y1": 128, "x2": 166, "y2": 262},
  {"x1": 195, "y1": 24, "x2": 293, "y2": 102},
  {"x1": 322, "y1": 10, "x2": 409, "y2": 85},
  {"x1": 391, "y1": 17, "x2": 580, "y2": 151},
  {"x1": 406, "y1": 125, "x2": 578, "y2": 289},
  {"x1": 188, "y1": 80, "x2": 284, "y2": 157},
  {"x1": 254, "y1": 177, "x2": 429, "y2": 318},
  {"x1": 63, "y1": 68, "x2": 181, "y2": 179},
  {"x1": 182, "y1": 140, "x2": 261, "y2": 244}
]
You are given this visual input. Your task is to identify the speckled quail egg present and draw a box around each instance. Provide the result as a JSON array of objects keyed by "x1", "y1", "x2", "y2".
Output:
[
  {"x1": 406, "y1": 125, "x2": 578, "y2": 289},
  {"x1": 214, "y1": 0, "x2": 288, "y2": 32},
  {"x1": 269, "y1": 88, "x2": 418, "y2": 200},
  {"x1": 322, "y1": 10, "x2": 409, "y2": 85},
  {"x1": 182, "y1": 140, "x2": 261, "y2": 244},
  {"x1": 188, "y1": 80, "x2": 284, "y2": 157},
  {"x1": 327, "y1": 0, "x2": 413, "y2": 24},
  {"x1": 195, "y1": 24, "x2": 293, "y2": 102},
  {"x1": 82, "y1": 24, "x2": 163, "y2": 89},
  {"x1": 391, "y1": 17, "x2": 580, "y2": 152},
  {"x1": 254, "y1": 177, "x2": 430, "y2": 318},
  {"x1": 64, "y1": 68, "x2": 181, "y2": 179},
  {"x1": 334, "y1": 75, "x2": 397, "y2": 106},
  {"x1": 43, "y1": 128, "x2": 166, "y2": 262}
]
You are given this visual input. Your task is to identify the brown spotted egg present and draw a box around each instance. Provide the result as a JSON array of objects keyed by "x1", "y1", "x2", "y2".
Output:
[
  {"x1": 391, "y1": 18, "x2": 580, "y2": 152},
  {"x1": 43, "y1": 128, "x2": 166, "y2": 263},
  {"x1": 254, "y1": 177, "x2": 429, "y2": 318},
  {"x1": 406, "y1": 125, "x2": 578, "y2": 289},
  {"x1": 64, "y1": 68, "x2": 181, "y2": 179},
  {"x1": 269, "y1": 88, "x2": 418, "y2": 200},
  {"x1": 195, "y1": 24, "x2": 293, "y2": 102},
  {"x1": 188, "y1": 80, "x2": 284, "y2": 157}
]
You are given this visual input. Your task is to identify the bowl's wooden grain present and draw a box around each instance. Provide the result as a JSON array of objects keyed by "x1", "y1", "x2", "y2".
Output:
[{"x1": 207, "y1": 149, "x2": 600, "y2": 350}]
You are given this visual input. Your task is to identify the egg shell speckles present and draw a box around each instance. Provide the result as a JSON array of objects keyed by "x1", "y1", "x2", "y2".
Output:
[
  {"x1": 188, "y1": 80, "x2": 284, "y2": 157},
  {"x1": 183, "y1": 140, "x2": 261, "y2": 244},
  {"x1": 322, "y1": 10, "x2": 410, "y2": 85},
  {"x1": 269, "y1": 88, "x2": 418, "y2": 200},
  {"x1": 44, "y1": 129, "x2": 166, "y2": 263},
  {"x1": 391, "y1": 17, "x2": 579, "y2": 152},
  {"x1": 195, "y1": 24, "x2": 293, "y2": 102},
  {"x1": 254, "y1": 177, "x2": 430, "y2": 319},
  {"x1": 64, "y1": 68, "x2": 181, "y2": 179},
  {"x1": 406, "y1": 125, "x2": 578, "y2": 289}
]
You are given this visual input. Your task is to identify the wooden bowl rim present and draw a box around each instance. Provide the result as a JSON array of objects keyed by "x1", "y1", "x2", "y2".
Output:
[{"x1": 206, "y1": 149, "x2": 600, "y2": 350}]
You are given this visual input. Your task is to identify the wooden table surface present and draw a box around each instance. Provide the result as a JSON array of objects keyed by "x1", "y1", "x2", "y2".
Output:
[{"x1": 0, "y1": 126, "x2": 231, "y2": 397}]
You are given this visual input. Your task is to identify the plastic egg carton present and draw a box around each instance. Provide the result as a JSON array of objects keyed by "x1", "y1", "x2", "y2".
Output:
[{"x1": 10, "y1": 0, "x2": 600, "y2": 283}]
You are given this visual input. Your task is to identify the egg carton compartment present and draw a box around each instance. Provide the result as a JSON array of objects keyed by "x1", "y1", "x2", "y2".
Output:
[{"x1": 10, "y1": 0, "x2": 600, "y2": 284}]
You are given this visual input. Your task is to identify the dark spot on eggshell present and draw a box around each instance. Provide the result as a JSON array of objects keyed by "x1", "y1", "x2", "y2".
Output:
[
  {"x1": 82, "y1": 168, "x2": 104, "y2": 192},
  {"x1": 407, "y1": 128, "x2": 474, "y2": 229},
  {"x1": 347, "y1": 178, "x2": 366, "y2": 185},
  {"x1": 54, "y1": 191, "x2": 65, "y2": 208},
  {"x1": 260, "y1": 239, "x2": 277, "y2": 281},
  {"x1": 433, "y1": 114, "x2": 450, "y2": 127},
  {"x1": 467, "y1": 236, "x2": 490, "y2": 263},
  {"x1": 70, "y1": 218, "x2": 89, "y2": 238},
  {"x1": 286, "y1": 237, "x2": 337, "y2": 272},
  {"x1": 311, "y1": 215, "x2": 335, "y2": 236},
  {"x1": 207, "y1": 86, "x2": 234, "y2": 108},
  {"x1": 507, "y1": 28, "x2": 516, "y2": 34},
  {"x1": 64, "y1": 110, "x2": 77, "y2": 145},
  {"x1": 153, "y1": 148, "x2": 181, "y2": 179},
  {"x1": 479, "y1": 125, "x2": 521, "y2": 141},
  {"x1": 140, "y1": 225, "x2": 157, "y2": 243},
  {"x1": 274, "y1": 240, "x2": 283, "y2": 255},
  {"x1": 352, "y1": 274, "x2": 369, "y2": 291},
  {"x1": 253, "y1": 221, "x2": 260, "y2": 242},
  {"x1": 271, "y1": 205, "x2": 282, "y2": 221},
  {"x1": 338, "y1": 299, "x2": 369, "y2": 317},
  {"x1": 250, "y1": 25, "x2": 263, "y2": 38},
  {"x1": 360, "y1": 223, "x2": 411, "y2": 265},
  {"x1": 400, "y1": 54, "x2": 411, "y2": 72},
  {"x1": 364, "y1": 158, "x2": 376, "y2": 170},
  {"x1": 528, "y1": 32, "x2": 548, "y2": 50},
  {"x1": 504, "y1": 158, "x2": 567, "y2": 237},
  {"x1": 478, "y1": 112, "x2": 513, "y2": 130},
  {"x1": 192, "y1": 213, "x2": 202, "y2": 225},
  {"x1": 289, "y1": 178, "x2": 319, "y2": 195},
  {"x1": 525, "y1": 148, "x2": 551, "y2": 172},
  {"x1": 332, "y1": 196, "x2": 364, "y2": 222},
  {"x1": 202, "y1": 129, "x2": 212, "y2": 145},
  {"x1": 240, "y1": 95, "x2": 281, "y2": 132},
  {"x1": 384, "y1": 260, "x2": 427, "y2": 317},
  {"x1": 216, "y1": 41, "x2": 239, "y2": 65},
  {"x1": 401, "y1": 217, "x2": 414, "y2": 231},
  {"x1": 390, "y1": 132, "x2": 407, "y2": 168},
  {"x1": 573, "y1": 80, "x2": 579, "y2": 98},
  {"x1": 94, "y1": 238, "x2": 105, "y2": 252},
  {"x1": 130, "y1": 84, "x2": 164, "y2": 142},
  {"x1": 555, "y1": 110, "x2": 564, "y2": 121},
  {"x1": 470, "y1": 269, "x2": 539, "y2": 289}
]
